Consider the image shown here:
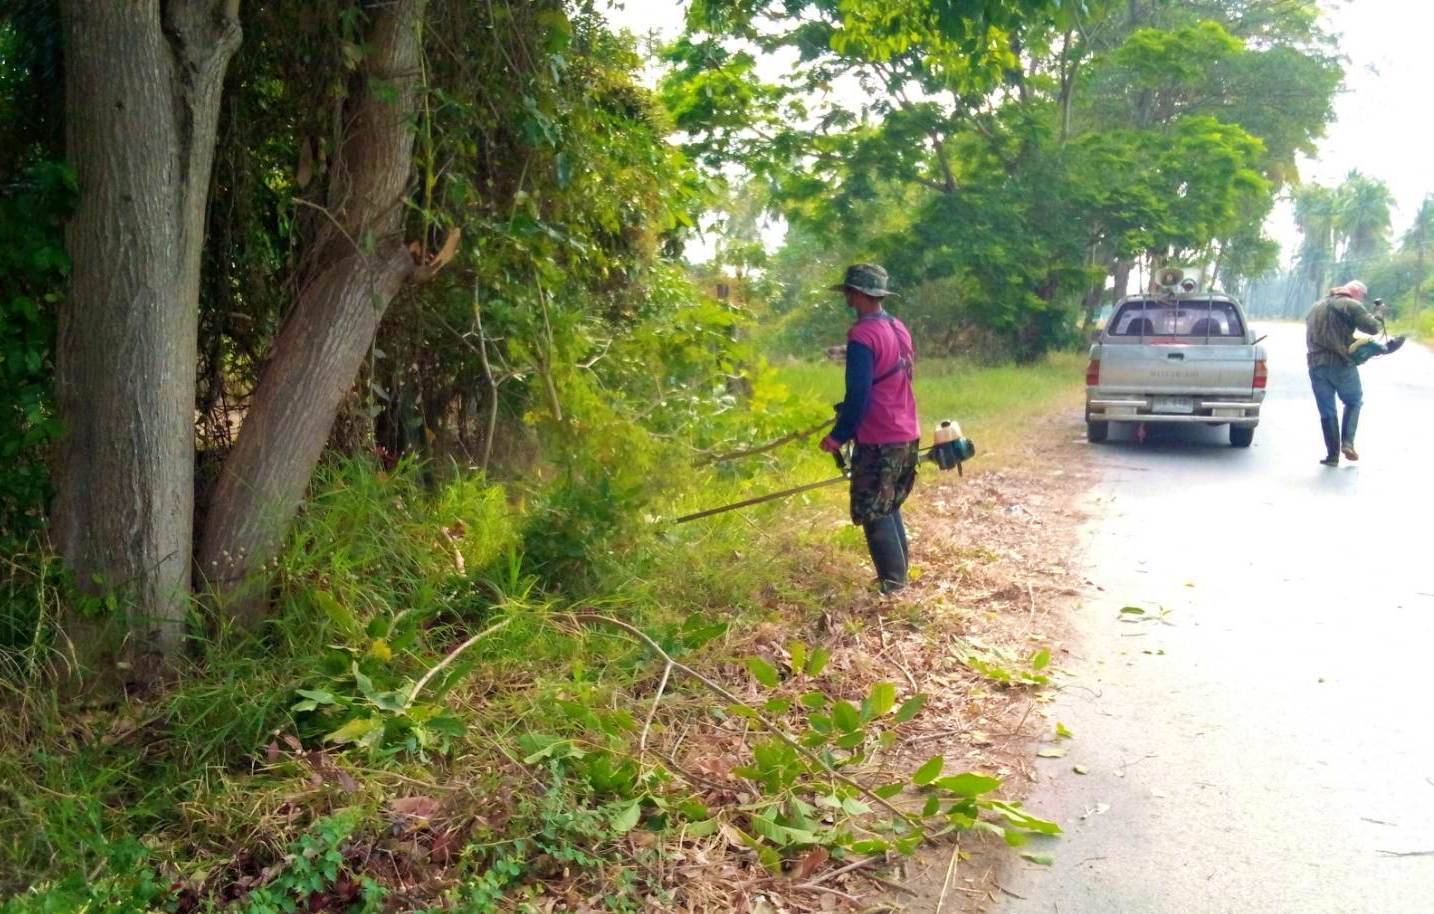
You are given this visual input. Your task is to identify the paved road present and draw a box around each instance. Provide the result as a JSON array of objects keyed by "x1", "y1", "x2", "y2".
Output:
[{"x1": 996, "y1": 323, "x2": 1434, "y2": 914}]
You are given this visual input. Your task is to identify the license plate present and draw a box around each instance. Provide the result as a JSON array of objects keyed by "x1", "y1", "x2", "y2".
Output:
[{"x1": 1152, "y1": 396, "x2": 1194, "y2": 414}]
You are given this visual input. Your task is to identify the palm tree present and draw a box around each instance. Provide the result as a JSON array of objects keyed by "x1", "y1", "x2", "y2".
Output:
[
  {"x1": 1334, "y1": 170, "x2": 1393, "y2": 272},
  {"x1": 1291, "y1": 182, "x2": 1336, "y2": 305}
]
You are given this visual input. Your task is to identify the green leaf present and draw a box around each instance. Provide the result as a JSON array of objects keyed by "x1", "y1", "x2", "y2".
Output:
[
  {"x1": 1055, "y1": 722, "x2": 1074, "y2": 740},
  {"x1": 988, "y1": 800, "x2": 1062, "y2": 835},
  {"x1": 840, "y1": 796, "x2": 871, "y2": 816},
  {"x1": 922, "y1": 795, "x2": 942, "y2": 817},
  {"x1": 764, "y1": 698, "x2": 793, "y2": 715},
  {"x1": 934, "y1": 773, "x2": 1002, "y2": 797},
  {"x1": 1120, "y1": 606, "x2": 1147, "y2": 615},
  {"x1": 834, "y1": 731, "x2": 865, "y2": 750},
  {"x1": 685, "y1": 818, "x2": 719, "y2": 837},
  {"x1": 893, "y1": 833, "x2": 924, "y2": 855},
  {"x1": 892, "y1": 694, "x2": 927, "y2": 723},
  {"x1": 755, "y1": 844, "x2": 782, "y2": 873},
  {"x1": 912, "y1": 756, "x2": 944, "y2": 786},
  {"x1": 314, "y1": 591, "x2": 359, "y2": 637},
  {"x1": 831, "y1": 700, "x2": 861, "y2": 733},
  {"x1": 750, "y1": 812, "x2": 817, "y2": 847},
  {"x1": 745, "y1": 656, "x2": 781, "y2": 688},
  {"x1": 352, "y1": 663, "x2": 377, "y2": 700},
  {"x1": 862, "y1": 682, "x2": 897, "y2": 720},
  {"x1": 293, "y1": 688, "x2": 337, "y2": 708},
  {"x1": 806, "y1": 647, "x2": 831, "y2": 677},
  {"x1": 1021, "y1": 852, "x2": 1055, "y2": 866},
  {"x1": 799, "y1": 691, "x2": 829, "y2": 710},
  {"x1": 1030, "y1": 649, "x2": 1051, "y2": 671},
  {"x1": 323, "y1": 715, "x2": 382, "y2": 746},
  {"x1": 787, "y1": 640, "x2": 808, "y2": 675},
  {"x1": 874, "y1": 782, "x2": 905, "y2": 799},
  {"x1": 368, "y1": 689, "x2": 408, "y2": 713},
  {"x1": 610, "y1": 801, "x2": 642, "y2": 835}
]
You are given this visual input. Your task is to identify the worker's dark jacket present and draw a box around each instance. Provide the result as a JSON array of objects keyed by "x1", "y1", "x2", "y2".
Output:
[{"x1": 1306, "y1": 295, "x2": 1381, "y2": 369}]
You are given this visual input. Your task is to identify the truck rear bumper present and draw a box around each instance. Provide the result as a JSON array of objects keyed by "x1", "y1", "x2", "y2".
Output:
[{"x1": 1086, "y1": 398, "x2": 1261, "y2": 426}]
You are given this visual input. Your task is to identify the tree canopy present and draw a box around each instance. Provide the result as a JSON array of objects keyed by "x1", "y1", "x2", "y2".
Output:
[{"x1": 663, "y1": 0, "x2": 1341, "y2": 355}]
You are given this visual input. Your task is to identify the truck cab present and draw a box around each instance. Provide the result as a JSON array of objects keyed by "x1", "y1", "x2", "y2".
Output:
[{"x1": 1085, "y1": 292, "x2": 1267, "y2": 447}]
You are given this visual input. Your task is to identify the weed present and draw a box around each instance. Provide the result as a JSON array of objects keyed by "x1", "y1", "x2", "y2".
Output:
[{"x1": 958, "y1": 640, "x2": 1054, "y2": 687}]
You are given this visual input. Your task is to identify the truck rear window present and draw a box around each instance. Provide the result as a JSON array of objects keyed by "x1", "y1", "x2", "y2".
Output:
[{"x1": 1109, "y1": 300, "x2": 1245, "y2": 338}]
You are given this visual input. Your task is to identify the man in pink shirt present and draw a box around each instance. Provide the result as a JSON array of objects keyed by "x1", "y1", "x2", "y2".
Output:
[{"x1": 819, "y1": 264, "x2": 921, "y2": 594}]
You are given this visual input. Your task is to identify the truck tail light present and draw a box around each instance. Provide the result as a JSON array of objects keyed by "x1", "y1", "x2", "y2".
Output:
[
  {"x1": 1086, "y1": 358, "x2": 1100, "y2": 386},
  {"x1": 1253, "y1": 359, "x2": 1268, "y2": 389}
]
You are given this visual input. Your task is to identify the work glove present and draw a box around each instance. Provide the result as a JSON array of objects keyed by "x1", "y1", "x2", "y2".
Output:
[{"x1": 819, "y1": 434, "x2": 843, "y2": 455}]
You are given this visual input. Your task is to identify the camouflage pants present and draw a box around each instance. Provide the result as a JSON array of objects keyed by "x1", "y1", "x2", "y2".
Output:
[{"x1": 848, "y1": 440, "x2": 920, "y2": 525}]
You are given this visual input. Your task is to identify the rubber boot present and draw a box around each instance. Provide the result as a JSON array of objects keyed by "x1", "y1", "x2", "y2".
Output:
[
  {"x1": 1319, "y1": 417, "x2": 1340, "y2": 466},
  {"x1": 893, "y1": 510, "x2": 909, "y2": 561},
  {"x1": 862, "y1": 514, "x2": 908, "y2": 595},
  {"x1": 1340, "y1": 404, "x2": 1361, "y2": 461}
]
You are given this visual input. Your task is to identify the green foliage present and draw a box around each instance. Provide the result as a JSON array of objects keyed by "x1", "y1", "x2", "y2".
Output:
[
  {"x1": 225, "y1": 810, "x2": 386, "y2": 914},
  {"x1": 721, "y1": 639, "x2": 1060, "y2": 865},
  {"x1": 275, "y1": 458, "x2": 526, "y2": 754},
  {"x1": 1, "y1": 810, "x2": 384, "y2": 914},
  {"x1": 959, "y1": 642, "x2": 1053, "y2": 687},
  {"x1": 0, "y1": 161, "x2": 71, "y2": 543},
  {"x1": 670, "y1": 2, "x2": 1339, "y2": 358}
]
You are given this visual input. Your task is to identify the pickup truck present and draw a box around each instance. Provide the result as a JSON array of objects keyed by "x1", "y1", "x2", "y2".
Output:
[{"x1": 1085, "y1": 292, "x2": 1267, "y2": 447}]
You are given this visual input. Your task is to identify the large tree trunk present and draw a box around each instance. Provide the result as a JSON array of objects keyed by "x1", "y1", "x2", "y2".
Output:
[
  {"x1": 52, "y1": 0, "x2": 240, "y2": 671},
  {"x1": 199, "y1": 0, "x2": 427, "y2": 620}
]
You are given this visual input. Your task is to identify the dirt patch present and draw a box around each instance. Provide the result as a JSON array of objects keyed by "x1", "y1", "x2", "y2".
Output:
[{"x1": 869, "y1": 410, "x2": 1096, "y2": 914}]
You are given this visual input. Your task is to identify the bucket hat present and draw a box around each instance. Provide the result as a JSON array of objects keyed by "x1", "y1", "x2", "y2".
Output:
[{"x1": 830, "y1": 263, "x2": 897, "y2": 298}]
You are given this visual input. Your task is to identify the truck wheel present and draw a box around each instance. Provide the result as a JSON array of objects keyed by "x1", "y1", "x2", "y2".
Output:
[
  {"x1": 1087, "y1": 420, "x2": 1109, "y2": 443},
  {"x1": 1230, "y1": 425, "x2": 1254, "y2": 448}
]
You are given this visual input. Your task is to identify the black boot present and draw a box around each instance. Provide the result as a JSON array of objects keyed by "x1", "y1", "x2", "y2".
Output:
[
  {"x1": 893, "y1": 509, "x2": 909, "y2": 560},
  {"x1": 863, "y1": 514, "x2": 908, "y2": 594},
  {"x1": 1340, "y1": 405, "x2": 1361, "y2": 461},
  {"x1": 1319, "y1": 417, "x2": 1340, "y2": 466}
]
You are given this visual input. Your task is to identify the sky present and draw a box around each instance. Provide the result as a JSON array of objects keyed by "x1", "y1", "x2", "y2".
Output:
[
  {"x1": 604, "y1": 0, "x2": 1434, "y2": 267},
  {"x1": 1268, "y1": 0, "x2": 1434, "y2": 263}
]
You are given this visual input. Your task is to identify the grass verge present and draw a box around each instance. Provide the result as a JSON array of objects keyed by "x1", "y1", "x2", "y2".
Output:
[{"x1": 0, "y1": 355, "x2": 1085, "y2": 913}]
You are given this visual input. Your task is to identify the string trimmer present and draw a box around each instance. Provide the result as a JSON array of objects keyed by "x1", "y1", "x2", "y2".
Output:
[
  {"x1": 1349, "y1": 298, "x2": 1407, "y2": 366},
  {"x1": 674, "y1": 419, "x2": 975, "y2": 524}
]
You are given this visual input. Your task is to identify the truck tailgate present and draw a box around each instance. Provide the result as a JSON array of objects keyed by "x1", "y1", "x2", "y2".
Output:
[{"x1": 1097, "y1": 342, "x2": 1257, "y2": 397}]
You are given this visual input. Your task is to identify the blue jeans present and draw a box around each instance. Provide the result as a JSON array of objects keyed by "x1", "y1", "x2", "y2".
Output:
[{"x1": 1309, "y1": 362, "x2": 1362, "y2": 427}]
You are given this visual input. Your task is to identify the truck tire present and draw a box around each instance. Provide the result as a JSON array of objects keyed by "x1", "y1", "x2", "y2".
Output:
[
  {"x1": 1087, "y1": 420, "x2": 1109, "y2": 443},
  {"x1": 1229, "y1": 425, "x2": 1254, "y2": 448}
]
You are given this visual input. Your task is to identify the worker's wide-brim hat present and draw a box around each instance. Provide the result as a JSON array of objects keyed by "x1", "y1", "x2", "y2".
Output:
[{"x1": 830, "y1": 263, "x2": 897, "y2": 298}]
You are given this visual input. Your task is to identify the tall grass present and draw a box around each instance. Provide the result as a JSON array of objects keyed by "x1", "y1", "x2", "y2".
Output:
[{"x1": 1393, "y1": 308, "x2": 1434, "y2": 340}]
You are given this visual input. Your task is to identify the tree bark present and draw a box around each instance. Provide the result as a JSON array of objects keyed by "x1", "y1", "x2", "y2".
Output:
[
  {"x1": 199, "y1": 0, "x2": 427, "y2": 620},
  {"x1": 1110, "y1": 259, "x2": 1134, "y2": 301},
  {"x1": 52, "y1": 0, "x2": 240, "y2": 669}
]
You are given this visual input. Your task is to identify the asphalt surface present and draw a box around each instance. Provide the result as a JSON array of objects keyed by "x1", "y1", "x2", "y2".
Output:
[{"x1": 994, "y1": 323, "x2": 1434, "y2": 914}]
